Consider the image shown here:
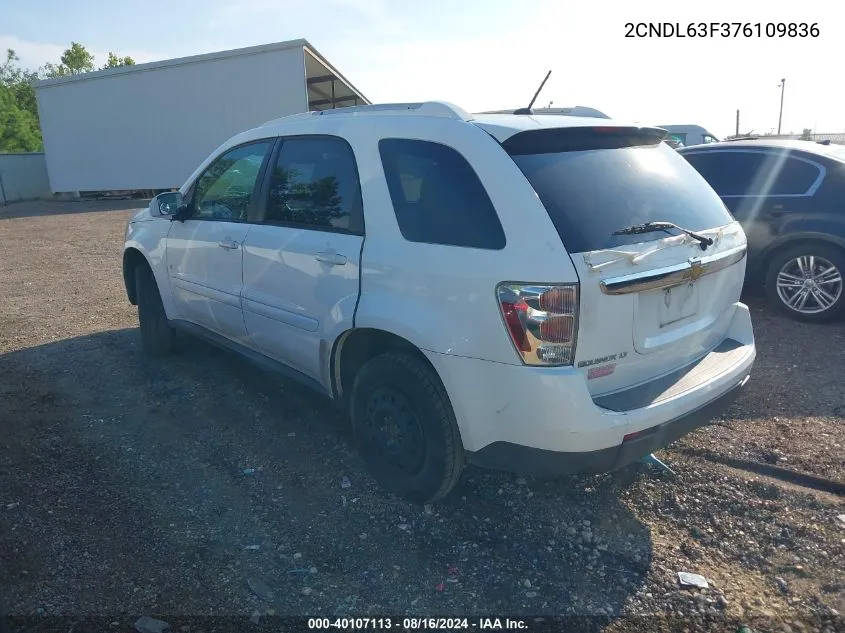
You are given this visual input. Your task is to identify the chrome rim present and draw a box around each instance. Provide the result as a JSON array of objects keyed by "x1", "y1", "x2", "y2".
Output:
[{"x1": 776, "y1": 255, "x2": 843, "y2": 314}]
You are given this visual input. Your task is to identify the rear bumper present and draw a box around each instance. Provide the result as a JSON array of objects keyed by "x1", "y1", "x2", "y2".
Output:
[
  {"x1": 467, "y1": 373, "x2": 748, "y2": 477},
  {"x1": 424, "y1": 301, "x2": 755, "y2": 474}
]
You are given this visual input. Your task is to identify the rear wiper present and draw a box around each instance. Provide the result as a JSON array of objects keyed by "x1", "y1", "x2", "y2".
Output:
[{"x1": 613, "y1": 221, "x2": 714, "y2": 250}]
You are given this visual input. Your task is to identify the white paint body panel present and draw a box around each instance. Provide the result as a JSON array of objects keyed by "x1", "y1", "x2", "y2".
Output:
[
  {"x1": 123, "y1": 104, "x2": 756, "y2": 462},
  {"x1": 571, "y1": 222, "x2": 748, "y2": 396},
  {"x1": 427, "y1": 303, "x2": 754, "y2": 453},
  {"x1": 346, "y1": 115, "x2": 578, "y2": 364},
  {"x1": 242, "y1": 224, "x2": 362, "y2": 383},
  {"x1": 166, "y1": 220, "x2": 253, "y2": 344}
]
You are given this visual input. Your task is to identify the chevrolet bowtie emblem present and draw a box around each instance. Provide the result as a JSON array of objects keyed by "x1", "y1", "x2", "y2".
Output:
[{"x1": 684, "y1": 258, "x2": 704, "y2": 282}]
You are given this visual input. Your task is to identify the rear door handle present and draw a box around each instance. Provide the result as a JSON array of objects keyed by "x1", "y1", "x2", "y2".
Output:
[
  {"x1": 218, "y1": 239, "x2": 240, "y2": 250},
  {"x1": 314, "y1": 250, "x2": 347, "y2": 266}
]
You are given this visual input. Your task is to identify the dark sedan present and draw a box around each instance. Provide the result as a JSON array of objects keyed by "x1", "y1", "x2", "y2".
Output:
[{"x1": 679, "y1": 140, "x2": 845, "y2": 322}]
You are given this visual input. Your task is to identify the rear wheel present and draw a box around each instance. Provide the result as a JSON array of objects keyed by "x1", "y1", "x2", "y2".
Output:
[
  {"x1": 350, "y1": 351, "x2": 464, "y2": 504},
  {"x1": 136, "y1": 265, "x2": 175, "y2": 356},
  {"x1": 764, "y1": 244, "x2": 845, "y2": 322}
]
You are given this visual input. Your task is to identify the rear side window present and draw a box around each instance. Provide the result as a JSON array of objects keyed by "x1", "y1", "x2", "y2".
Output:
[
  {"x1": 771, "y1": 157, "x2": 821, "y2": 194},
  {"x1": 506, "y1": 130, "x2": 733, "y2": 254},
  {"x1": 682, "y1": 151, "x2": 767, "y2": 196},
  {"x1": 264, "y1": 136, "x2": 362, "y2": 233},
  {"x1": 378, "y1": 139, "x2": 506, "y2": 249},
  {"x1": 684, "y1": 150, "x2": 821, "y2": 196}
]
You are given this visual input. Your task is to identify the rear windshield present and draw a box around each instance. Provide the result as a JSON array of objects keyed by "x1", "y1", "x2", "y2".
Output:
[{"x1": 506, "y1": 131, "x2": 734, "y2": 254}]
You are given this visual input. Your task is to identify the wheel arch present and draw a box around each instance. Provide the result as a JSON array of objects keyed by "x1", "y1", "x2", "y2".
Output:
[
  {"x1": 330, "y1": 327, "x2": 441, "y2": 402},
  {"x1": 122, "y1": 247, "x2": 151, "y2": 305}
]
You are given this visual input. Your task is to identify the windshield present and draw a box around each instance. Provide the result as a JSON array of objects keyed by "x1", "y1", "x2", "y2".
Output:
[{"x1": 508, "y1": 139, "x2": 734, "y2": 254}]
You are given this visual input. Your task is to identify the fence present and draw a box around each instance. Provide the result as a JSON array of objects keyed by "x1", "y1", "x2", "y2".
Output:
[
  {"x1": 765, "y1": 133, "x2": 845, "y2": 145},
  {"x1": 0, "y1": 153, "x2": 52, "y2": 205}
]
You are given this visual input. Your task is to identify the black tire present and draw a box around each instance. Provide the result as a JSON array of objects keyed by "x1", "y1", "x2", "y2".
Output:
[
  {"x1": 764, "y1": 243, "x2": 845, "y2": 323},
  {"x1": 135, "y1": 264, "x2": 175, "y2": 356},
  {"x1": 350, "y1": 351, "x2": 465, "y2": 504}
]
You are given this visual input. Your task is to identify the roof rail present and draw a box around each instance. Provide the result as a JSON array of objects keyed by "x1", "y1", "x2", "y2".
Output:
[{"x1": 261, "y1": 101, "x2": 471, "y2": 127}]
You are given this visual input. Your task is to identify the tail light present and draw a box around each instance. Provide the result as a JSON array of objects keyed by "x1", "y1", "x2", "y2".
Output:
[{"x1": 496, "y1": 283, "x2": 579, "y2": 366}]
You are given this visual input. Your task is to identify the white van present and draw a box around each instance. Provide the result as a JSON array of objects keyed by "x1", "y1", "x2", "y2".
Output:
[{"x1": 660, "y1": 124, "x2": 719, "y2": 147}]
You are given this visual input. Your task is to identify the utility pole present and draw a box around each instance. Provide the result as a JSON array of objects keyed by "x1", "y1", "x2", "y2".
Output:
[
  {"x1": 736, "y1": 109, "x2": 740, "y2": 136},
  {"x1": 777, "y1": 78, "x2": 786, "y2": 135}
]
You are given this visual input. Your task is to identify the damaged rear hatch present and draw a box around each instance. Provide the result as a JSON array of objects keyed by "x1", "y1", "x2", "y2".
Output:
[{"x1": 501, "y1": 124, "x2": 747, "y2": 396}]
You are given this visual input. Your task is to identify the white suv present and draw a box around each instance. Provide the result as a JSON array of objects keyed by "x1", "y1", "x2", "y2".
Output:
[{"x1": 123, "y1": 102, "x2": 756, "y2": 503}]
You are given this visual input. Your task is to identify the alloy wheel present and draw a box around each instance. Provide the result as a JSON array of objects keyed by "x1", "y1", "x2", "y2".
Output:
[{"x1": 775, "y1": 255, "x2": 843, "y2": 315}]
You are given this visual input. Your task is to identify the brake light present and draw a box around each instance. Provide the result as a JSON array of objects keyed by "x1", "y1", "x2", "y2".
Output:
[
  {"x1": 500, "y1": 299, "x2": 530, "y2": 352},
  {"x1": 539, "y1": 315, "x2": 574, "y2": 342},
  {"x1": 496, "y1": 283, "x2": 579, "y2": 366},
  {"x1": 539, "y1": 287, "x2": 577, "y2": 313}
]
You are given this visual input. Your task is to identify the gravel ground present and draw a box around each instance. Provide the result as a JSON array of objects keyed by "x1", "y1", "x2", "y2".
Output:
[{"x1": 1, "y1": 200, "x2": 843, "y2": 633}]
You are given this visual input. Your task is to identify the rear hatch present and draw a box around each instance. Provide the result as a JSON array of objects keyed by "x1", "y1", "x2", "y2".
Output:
[{"x1": 501, "y1": 125, "x2": 747, "y2": 396}]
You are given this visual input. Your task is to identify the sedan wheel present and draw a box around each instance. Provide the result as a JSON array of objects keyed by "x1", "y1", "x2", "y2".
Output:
[
  {"x1": 776, "y1": 255, "x2": 843, "y2": 315},
  {"x1": 766, "y1": 245, "x2": 845, "y2": 322}
]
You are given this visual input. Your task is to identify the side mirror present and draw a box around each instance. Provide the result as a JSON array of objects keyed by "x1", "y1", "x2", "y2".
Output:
[
  {"x1": 170, "y1": 204, "x2": 190, "y2": 223},
  {"x1": 151, "y1": 192, "x2": 182, "y2": 216}
]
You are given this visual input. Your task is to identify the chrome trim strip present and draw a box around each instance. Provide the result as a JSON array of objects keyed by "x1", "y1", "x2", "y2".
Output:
[{"x1": 600, "y1": 245, "x2": 747, "y2": 295}]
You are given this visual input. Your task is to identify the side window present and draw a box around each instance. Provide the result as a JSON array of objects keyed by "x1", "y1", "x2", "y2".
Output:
[
  {"x1": 378, "y1": 139, "x2": 506, "y2": 249},
  {"x1": 264, "y1": 137, "x2": 361, "y2": 232},
  {"x1": 685, "y1": 151, "x2": 821, "y2": 197},
  {"x1": 769, "y1": 156, "x2": 820, "y2": 195},
  {"x1": 683, "y1": 151, "x2": 768, "y2": 196},
  {"x1": 192, "y1": 141, "x2": 271, "y2": 221}
]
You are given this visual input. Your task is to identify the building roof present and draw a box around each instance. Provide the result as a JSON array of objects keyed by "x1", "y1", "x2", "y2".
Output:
[{"x1": 33, "y1": 38, "x2": 369, "y2": 106}]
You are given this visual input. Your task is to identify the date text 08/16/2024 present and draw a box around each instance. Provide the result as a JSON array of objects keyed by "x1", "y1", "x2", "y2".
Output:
[
  {"x1": 624, "y1": 22, "x2": 820, "y2": 38},
  {"x1": 307, "y1": 618, "x2": 528, "y2": 630}
]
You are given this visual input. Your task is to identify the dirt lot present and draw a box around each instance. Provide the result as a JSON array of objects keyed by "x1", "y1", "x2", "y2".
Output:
[{"x1": 1, "y1": 200, "x2": 844, "y2": 632}]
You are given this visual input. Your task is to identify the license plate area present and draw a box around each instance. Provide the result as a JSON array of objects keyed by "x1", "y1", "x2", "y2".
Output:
[{"x1": 658, "y1": 282, "x2": 699, "y2": 327}]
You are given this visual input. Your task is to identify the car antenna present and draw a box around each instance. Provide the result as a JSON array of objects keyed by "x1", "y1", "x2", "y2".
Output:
[{"x1": 514, "y1": 70, "x2": 552, "y2": 115}]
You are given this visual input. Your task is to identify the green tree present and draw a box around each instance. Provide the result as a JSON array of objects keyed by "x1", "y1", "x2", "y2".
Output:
[
  {"x1": 60, "y1": 41, "x2": 95, "y2": 74},
  {"x1": 1, "y1": 49, "x2": 41, "y2": 128},
  {"x1": 1, "y1": 43, "x2": 136, "y2": 152},
  {"x1": 0, "y1": 82, "x2": 42, "y2": 152},
  {"x1": 42, "y1": 42, "x2": 96, "y2": 78},
  {"x1": 800, "y1": 128, "x2": 813, "y2": 141},
  {"x1": 101, "y1": 52, "x2": 135, "y2": 70}
]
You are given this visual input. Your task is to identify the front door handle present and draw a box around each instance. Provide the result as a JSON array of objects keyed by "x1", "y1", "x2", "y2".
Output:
[
  {"x1": 314, "y1": 250, "x2": 348, "y2": 266},
  {"x1": 218, "y1": 238, "x2": 240, "y2": 250}
]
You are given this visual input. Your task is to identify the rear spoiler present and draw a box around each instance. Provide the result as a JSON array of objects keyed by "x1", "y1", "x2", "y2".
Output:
[{"x1": 503, "y1": 126, "x2": 668, "y2": 155}]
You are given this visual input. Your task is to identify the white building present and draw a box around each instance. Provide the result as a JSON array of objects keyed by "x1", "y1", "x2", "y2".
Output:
[{"x1": 34, "y1": 39, "x2": 369, "y2": 193}]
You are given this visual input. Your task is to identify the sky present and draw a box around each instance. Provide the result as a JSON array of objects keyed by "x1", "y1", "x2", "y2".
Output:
[{"x1": 1, "y1": 0, "x2": 841, "y2": 140}]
